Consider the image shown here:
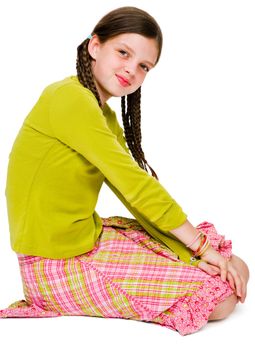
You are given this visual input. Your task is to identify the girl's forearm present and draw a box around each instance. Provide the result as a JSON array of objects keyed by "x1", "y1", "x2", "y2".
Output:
[{"x1": 170, "y1": 219, "x2": 201, "y2": 251}]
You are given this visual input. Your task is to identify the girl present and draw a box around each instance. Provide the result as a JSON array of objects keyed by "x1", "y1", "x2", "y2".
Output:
[{"x1": 0, "y1": 6, "x2": 249, "y2": 335}]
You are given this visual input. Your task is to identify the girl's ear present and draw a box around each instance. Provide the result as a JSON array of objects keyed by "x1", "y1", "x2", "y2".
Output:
[{"x1": 87, "y1": 35, "x2": 101, "y2": 60}]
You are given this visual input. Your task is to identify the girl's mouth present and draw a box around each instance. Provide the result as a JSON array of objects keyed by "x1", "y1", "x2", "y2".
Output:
[{"x1": 115, "y1": 74, "x2": 131, "y2": 87}]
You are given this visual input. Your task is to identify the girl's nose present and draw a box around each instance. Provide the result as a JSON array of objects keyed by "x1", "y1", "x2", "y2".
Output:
[{"x1": 124, "y1": 63, "x2": 136, "y2": 76}]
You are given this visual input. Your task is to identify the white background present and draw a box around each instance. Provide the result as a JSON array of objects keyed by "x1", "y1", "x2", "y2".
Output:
[{"x1": 0, "y1": 0, "x2": 254, "y2": 348}]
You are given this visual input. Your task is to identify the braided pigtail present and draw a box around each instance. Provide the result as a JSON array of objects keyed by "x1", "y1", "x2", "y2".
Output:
[
  {"x1": 121, "y1": 88, "x2": 159, "y2": 180},
  {"x1": 76, "y1": 38, "x2": 102, "y2": 107}
]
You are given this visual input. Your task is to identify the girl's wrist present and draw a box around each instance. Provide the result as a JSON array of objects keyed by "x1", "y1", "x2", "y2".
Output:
[
  {"x1": 170, "y1": 220, "x2": 202, "y2": 247},
  {"x1": 170, "y1": 220, "x2": 210, "y2": 257},
  {"x1": 187, "y1": 230, "x2": 203, "y2": 251}
]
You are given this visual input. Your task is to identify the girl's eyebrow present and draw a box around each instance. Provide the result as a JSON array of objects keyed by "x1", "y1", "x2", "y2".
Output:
[{"x1": 118, "y1": 42, "x2": 155, "y2": 67}]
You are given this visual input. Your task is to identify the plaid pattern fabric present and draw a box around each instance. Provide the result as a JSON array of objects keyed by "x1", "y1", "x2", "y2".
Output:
[{"x1": 0, "y1": 216, "x2": 233, "y2": 335}]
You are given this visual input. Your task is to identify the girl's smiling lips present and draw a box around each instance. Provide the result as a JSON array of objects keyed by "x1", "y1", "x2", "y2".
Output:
[{"x1": 115, "y1": 74, "x2": 131, "y2": 87}]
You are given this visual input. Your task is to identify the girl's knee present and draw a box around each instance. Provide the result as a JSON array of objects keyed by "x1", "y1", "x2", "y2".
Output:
[{"x1": 209, "y1": 294, "x2": 238, "y2": 321}]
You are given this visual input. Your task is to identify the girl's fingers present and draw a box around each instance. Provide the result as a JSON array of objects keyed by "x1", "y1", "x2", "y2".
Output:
[
  {"x1": 228, "y1": 264, "x2": 243, "y2": 300},
  {"x1": 198, "y1": 261, "x2": 220, "y2": 276},
  {"x1": 210, "y1": 265, "x2": 221, "y2": 275},
  {"x1": 198, "y1": 249, "x2": 248, "y2": 303},
  {"x1": 218, "y1": 260, "x2": 243, "y2": 299},
  {"x1": 218, "y1": 260, "x2": 228, "y2": 282},
  {"x1": 198, "y1": 249, "x2": 247, "y2": 302},
  {"x1": 227, "y1": 271, "x2": 236, "y2": 291}
]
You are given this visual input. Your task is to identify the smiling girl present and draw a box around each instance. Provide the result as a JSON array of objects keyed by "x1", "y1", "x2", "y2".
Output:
[{"x1": 0, "y1": 6, "x2": 249, "y2": 335}]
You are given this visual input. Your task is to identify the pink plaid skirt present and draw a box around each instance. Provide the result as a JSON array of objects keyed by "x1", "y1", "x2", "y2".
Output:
[{"x1": 0, "y1": 216, "x2": 233, "y2": 336}]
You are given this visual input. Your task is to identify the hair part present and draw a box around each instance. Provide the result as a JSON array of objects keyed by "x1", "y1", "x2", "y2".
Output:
[{"x1": 76, "y1": 6, "x2": 162, "y2": 180}]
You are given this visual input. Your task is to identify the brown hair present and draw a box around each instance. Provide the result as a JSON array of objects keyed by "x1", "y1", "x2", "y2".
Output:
[{"x1": 76, "y1": 6, "x2": 163, "y2": 180}]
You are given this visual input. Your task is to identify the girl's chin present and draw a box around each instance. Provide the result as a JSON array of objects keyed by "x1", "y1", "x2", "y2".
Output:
[
  {"x1": 101, "y1": 85, "x2": 140, "y2": 100},
  {"x1": 113, "y1": 87, "x2": 139, "y2": 97}
]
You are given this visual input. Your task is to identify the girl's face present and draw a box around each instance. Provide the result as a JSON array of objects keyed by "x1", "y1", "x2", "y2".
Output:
[{"x1": 88, "y1": 33, "x2": 159, "y2": 106}]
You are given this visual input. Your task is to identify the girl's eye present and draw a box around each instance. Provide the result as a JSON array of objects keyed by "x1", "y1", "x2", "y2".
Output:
[
  {"x1": 140, "y1": 64, "x2": 149, "y2": 73},
  {"x1": 119, "y1": 50, "x2": 128, "y2": 57}
]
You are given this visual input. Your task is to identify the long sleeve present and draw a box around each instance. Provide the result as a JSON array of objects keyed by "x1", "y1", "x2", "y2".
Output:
[
  {"x1": 107, "y1": 127, "x2": 199, "y2": 266},
  {"x1": 49, "y1": 84, "x2": 187, "y2": 233}
]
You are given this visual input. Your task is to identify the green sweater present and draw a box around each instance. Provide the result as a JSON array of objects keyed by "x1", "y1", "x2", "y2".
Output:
[{"x1": 5, "y1": 75, "x2": 196, "y2": 263}]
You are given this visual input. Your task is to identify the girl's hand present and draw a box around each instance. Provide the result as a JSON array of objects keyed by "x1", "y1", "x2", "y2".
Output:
[
  {"x1": 169, "y1": 219, "x2": 248, "y2": 302},
  {"x1": 197, "y1": 245, "x2": 244, "y2": 300}
]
